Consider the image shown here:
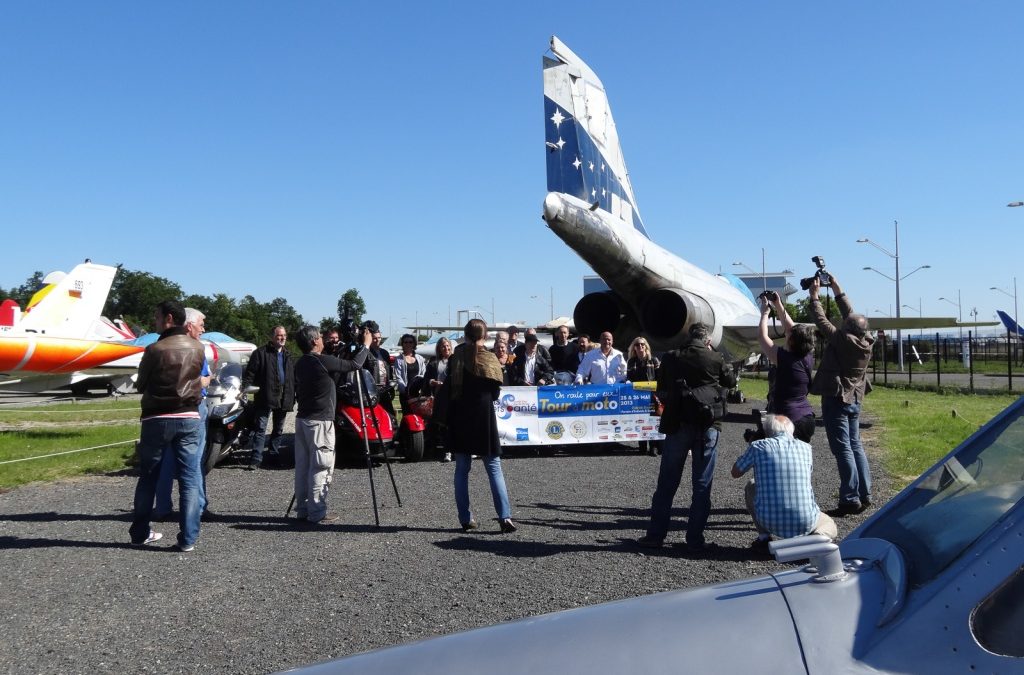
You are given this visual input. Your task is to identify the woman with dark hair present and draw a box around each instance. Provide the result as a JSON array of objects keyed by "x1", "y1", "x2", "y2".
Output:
[
  {"x1": 442, "y1": 319, "x2": 516, "y2": 533},
  {"x1": 423, "y1": 337, "x2": 454, "y2": 460},
  {"x1": 394, "y1": 333, "x2": 426, "y2": 412},
  {"x1": 758, "y1": 293, "x2": 817, "y2": 443}
]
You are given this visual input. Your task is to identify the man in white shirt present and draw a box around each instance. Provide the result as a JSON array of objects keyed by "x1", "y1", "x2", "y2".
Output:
[{"x1": 575, "y1": 331, "x2": 627, "y2": 385}]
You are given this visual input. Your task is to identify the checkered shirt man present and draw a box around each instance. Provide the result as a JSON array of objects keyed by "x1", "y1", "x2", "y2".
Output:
[{"x1": 734, "y1": 433, "x2": 821, "y2": 539}]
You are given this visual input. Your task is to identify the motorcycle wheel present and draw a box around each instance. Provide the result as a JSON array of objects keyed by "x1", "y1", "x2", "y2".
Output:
[
  {"x1": 202, "y1": 439, "x2": 222, "y2": 475},
  {"x1": 401, "y1": 428, "x2": 425, "y2": 463}
]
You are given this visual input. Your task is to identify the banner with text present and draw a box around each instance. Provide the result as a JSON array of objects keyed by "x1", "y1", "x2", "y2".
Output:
[{"x1": 494, "y1": 384, "x2": 664, "y2": 446}]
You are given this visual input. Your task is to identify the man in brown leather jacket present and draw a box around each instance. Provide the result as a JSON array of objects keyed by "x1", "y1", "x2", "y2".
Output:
[
  {"x1": 808, "y1": 274, "x2": 875, "y2": 515},
  {"x1": 129, "y1": 300, "x2": 206, "y2": 551}
]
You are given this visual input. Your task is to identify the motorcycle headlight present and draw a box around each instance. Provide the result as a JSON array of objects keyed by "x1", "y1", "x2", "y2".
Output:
[{"x1": 210, "y1": 402, "x2": 234, "y2": 417}]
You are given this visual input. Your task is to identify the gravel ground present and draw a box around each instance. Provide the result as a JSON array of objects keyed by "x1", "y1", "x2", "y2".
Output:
[{"x1": 0, "y1": 394, "x2": 891, "y2": 675}]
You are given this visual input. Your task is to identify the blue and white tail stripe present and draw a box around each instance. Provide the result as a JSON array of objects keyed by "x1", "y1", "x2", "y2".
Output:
[
  {"x1": 996, "y1": 310, "x2": 1024, "y2": 337},
  {"x1": 544, "y1": 38, "x2": 648, "y2": 239}
]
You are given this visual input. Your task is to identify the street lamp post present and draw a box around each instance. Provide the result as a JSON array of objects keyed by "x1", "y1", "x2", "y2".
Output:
[
  {"x1": 731, "y1": 261, "x2": 757, "y2": 274},
  {"x1": 990, "y1": 277, "x2": 1019, "y2": 363},
  {"x1": 902, "y1": 298, "x2": 923, "y2": 337},
  {"x1": 857, "y1": 220, "x2": 930, "y2": 371},
  {"x1": 938, "y1": 291, "x2": 963, "y2": 345}
]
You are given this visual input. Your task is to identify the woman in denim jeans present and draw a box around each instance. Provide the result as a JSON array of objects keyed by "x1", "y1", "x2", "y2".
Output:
[{"x1": 441, "y1": 319, "x2": 516, "y2": 533}]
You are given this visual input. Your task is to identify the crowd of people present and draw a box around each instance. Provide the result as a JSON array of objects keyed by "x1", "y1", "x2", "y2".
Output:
[{"x1": 130, "y1": 272, "x2": 874, "y2": 557}]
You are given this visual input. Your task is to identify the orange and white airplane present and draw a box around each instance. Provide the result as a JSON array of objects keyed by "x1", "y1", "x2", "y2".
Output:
[{"x1": 0, "y1": 261, "x2": 144, "y2": 393}]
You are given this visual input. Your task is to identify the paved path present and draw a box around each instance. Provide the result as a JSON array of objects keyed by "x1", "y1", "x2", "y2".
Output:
[{"x1": 0, "y1": 395, "x2": 890, "y2": 674}]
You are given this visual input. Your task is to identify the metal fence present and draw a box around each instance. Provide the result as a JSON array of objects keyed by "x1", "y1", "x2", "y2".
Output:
[{"x1": 862, "y1": 330, "x2": 1022, "y2": 393}]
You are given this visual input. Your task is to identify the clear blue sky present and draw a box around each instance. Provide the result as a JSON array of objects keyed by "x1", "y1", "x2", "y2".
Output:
[{"x1": 2, "y1": 2, "x2": 1021, "y2": 336}]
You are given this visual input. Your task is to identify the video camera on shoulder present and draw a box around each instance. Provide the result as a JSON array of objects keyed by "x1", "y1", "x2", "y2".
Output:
[{"x1": 799, "y1": 255, "x2": 832, "y2": 291}]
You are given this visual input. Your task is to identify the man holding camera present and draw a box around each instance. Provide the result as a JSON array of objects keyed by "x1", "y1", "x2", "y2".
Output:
[
  {"x1": 808, "y1": 274, "x2": 875, "y2": 515},
  {"x1": 639, "y1": 323, "x2": 735, "y2": 553},
  {"x1": 731, "y1": 414, "x2": 837, "y2": 550}
]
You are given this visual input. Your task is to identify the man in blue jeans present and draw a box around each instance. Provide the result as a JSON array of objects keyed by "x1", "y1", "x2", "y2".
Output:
[
  {"x1": 154, "y1": 307, "x2": 211, "y2": 519},
  {"x1": 639, "y1": 323, "x2": 735, "y2": 553},
  {"x1": 807, "y1": 274, "x2": 875, "y2": 515},
  {"x1": 241, "y1": 325, "x2": 295, "y2": 470},
  {"x1": 129, "y1": 300, "x2": 206, "y2": 552}
]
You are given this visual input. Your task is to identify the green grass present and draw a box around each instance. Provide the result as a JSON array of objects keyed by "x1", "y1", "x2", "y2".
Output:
[
  {"x1": 0, "y1": 400, "x2": 141, "y2": 490},
  {"x1": 1, "y1": 382, "x2": 1018, "y2": 493},
  {"x1": 862, "y1": 389, "x2": 1016, "y2": 486},
  {"x1": 739, "y1": 372, "x2": 1016, "y2": 488}
]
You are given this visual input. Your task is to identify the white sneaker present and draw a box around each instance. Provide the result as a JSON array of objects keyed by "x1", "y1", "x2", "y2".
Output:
[
  {"x1": 132, "y1": 530, "x2": 163, "y2": 546},
  {"x1": 442, "y1": 452, "x2": 452, "y2": 462}
]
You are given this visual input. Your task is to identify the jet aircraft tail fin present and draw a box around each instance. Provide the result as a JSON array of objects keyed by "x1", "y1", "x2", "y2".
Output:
[
  {"x1": 544, "y1": 36, "x2": 647, "y2": 238},
  {"x1": 996, "y1": 310, "x2": 1024, "y2": 337},
  {"x1": 16, "y1": 262, "x2": 118, "y2": 338}
]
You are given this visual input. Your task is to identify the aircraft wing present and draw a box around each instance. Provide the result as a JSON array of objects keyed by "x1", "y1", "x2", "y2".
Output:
[{"x1": 866, "y1": 317, "x2": 997, "y2": 331}]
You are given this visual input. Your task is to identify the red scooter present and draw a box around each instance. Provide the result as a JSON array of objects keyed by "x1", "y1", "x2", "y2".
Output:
[{"x1": 335, "y1": 370, "x2": 426, "y2": 461}]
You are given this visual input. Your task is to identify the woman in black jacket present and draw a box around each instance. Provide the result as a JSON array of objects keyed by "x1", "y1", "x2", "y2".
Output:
[{"x1": 442, "y1": 319, "x2": 516, "y2": 533}]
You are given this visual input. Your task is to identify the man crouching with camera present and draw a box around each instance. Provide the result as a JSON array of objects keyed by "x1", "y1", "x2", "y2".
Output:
[
  {"x1": 731, "y1": 414, "x2": 837, "y2": 551},
  {"x1": 807, "y1": 272, "x2": 875, "y2": 516}
]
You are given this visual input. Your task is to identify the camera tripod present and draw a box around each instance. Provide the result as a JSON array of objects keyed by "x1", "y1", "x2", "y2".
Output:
[{"x1": 285, "y1": 369, "x2": 402, "y2": 527}]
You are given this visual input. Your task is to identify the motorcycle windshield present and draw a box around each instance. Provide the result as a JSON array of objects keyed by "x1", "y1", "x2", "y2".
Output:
[{"x1": 211, "y1": 362, "x2": 243, "y2": 394}]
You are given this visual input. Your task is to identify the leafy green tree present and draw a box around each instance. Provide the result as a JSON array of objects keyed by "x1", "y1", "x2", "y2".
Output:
[
  {"x1": 5, "y1": 271, "x2": 45, "y2": 308},
  {"x1": 319, "y1": 316, "x2": 338, "y2": 333},
  {"x1": 790, "y1": 297, "x2": 841, "y2": 325},
  {"x1": 266, "y1": 297, "x2": 303, "y2": 334},
  {"x1": 337, "y1": 289, "x2": 366, "y2": 326},
  {"x1": 104, "y1": 269, "x2": 182, "y2": 332},
  {"x1": 183, "y1": 293, "x2": 229, "y2": 333}
]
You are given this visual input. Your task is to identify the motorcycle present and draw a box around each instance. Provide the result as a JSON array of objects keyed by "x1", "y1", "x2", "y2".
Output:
[
  {"x1": 335, "y1": 369, "x2": 426, "y2": 462},
  {"x1": 202, "y1": 361, "x2": 252, "y2": 474}
]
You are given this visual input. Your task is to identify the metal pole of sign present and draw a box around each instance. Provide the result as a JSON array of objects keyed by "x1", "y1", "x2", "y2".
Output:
[
  {"x1": 935, "y1": 332, "x2": 941, "y2": 388},
  {"x1": 882, "y1": 334, "x2": 889, "y2": 385},
  {"x1": 968, "y1": 331, "x2": 975, "y2": 393},
  {"x1": 1008, "y1": 327, "x2": 1013, "y2": 393}
]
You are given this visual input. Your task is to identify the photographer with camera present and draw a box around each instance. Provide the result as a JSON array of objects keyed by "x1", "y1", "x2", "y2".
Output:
[
  {"x1": 353, "y1": 320, "x2": 397, "y2": 418},
  {"x1": 757, "y1": 291, "x2": 816, "y2": 443},
  {"x1": 730, "y1": 414, "x2": 837, "y2": 551},
  {"x1": 807, "y1": 271, "x2": 875, "y2": 516},
  {"x1": 638, "y1": 323, "x2": 735, "y2": 553}
]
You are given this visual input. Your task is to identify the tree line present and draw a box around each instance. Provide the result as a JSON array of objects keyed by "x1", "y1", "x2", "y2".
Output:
[{"x1": 0, "y1": 268, "x2": 368, "y2": 347}]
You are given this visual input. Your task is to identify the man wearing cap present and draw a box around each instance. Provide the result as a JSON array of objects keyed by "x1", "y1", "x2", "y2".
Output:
[
  {"x1": 511, "y1": 331, "x2": 555, "y2": 386},
  {"x1": 512, "y1": 327, "x2": 551, "y2": 361},
  {"x1": 505, "y1": 325, "x2": 522, "y2": 356}
]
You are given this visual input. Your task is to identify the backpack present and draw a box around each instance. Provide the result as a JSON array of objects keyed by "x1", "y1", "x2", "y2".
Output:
[{"x1": 676, "y1": 377, "x2": 728, "y2": 427}]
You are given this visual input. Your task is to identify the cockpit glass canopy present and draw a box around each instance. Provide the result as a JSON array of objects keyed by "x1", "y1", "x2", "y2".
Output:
[{"x1": 862, "y1": 399, "x2": 1024, "y2": 587}]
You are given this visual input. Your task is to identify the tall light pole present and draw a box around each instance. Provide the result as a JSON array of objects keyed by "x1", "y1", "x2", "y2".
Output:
[
  {"x1": 938, "y1": 291, "x2": 963, "y2": 344},
  {"x1": 857, "y1": 220, "x2": 930, "y2": 371},
  {"x1": 990, "y1": 278, "x2": 1019, "y2": 361}
]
